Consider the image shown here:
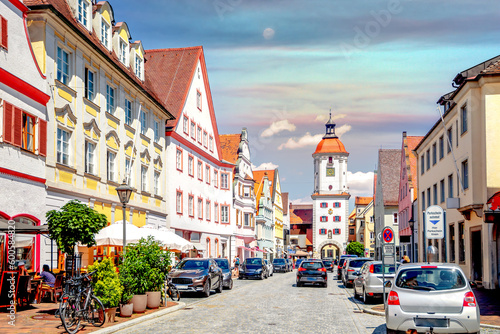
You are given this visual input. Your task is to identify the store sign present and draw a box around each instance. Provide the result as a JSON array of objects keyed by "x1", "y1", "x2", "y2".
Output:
[{"x1": 425, "y1": 205, "x2": 444, "y2": 239}]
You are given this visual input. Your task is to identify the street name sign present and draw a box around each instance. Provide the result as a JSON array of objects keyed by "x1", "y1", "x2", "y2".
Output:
[{"x1": 425, "y1": 205, "x2": 444, "y2": 239}]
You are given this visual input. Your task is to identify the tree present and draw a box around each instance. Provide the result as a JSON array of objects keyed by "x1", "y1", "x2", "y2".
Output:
[
  {"x1": 46, "y1": 199, "x2": 108, "y2": 255},
  {"x1": 346, "y1": 241, "x2": 364, "y2": 257}
]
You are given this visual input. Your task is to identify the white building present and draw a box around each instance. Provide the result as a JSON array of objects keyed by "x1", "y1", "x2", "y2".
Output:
[
  {"x1": 0, "y1": 0, "x2": 50, "y2": 272},
  {"x1": 311, "y1": 115, "x2": 350, "y2": 258},
  {"x1": 145, "y1": 46, "x2": 234, "y2": 258}
]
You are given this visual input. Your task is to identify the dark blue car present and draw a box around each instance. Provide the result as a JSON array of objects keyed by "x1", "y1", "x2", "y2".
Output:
[
  {"x1": 239, "y1": 258, "x2": 268, "y2": 280},
  {"x1": 273, "y1": 258, "x2": 287, "y2": 273}
]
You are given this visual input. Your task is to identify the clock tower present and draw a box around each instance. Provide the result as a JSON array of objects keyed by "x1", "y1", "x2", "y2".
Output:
[{"x1": 312, "y1": 113, "x2": 350, "y2": 258}]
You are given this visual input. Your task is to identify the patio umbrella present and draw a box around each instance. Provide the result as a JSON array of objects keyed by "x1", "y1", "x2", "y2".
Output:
[
  {"x1": 94, "y1": 221, "x2": 143, "y2": 246},
  {"x1": 139, "y1": 226, "x2": 193, "y2": 252}
]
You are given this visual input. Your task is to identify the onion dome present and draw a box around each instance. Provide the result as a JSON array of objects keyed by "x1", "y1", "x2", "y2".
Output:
[{"x1": 313, "y1": 112, "x2": 348, "y2": 155}]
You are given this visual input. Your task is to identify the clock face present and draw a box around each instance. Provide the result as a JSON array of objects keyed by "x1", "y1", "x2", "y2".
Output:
[{"x1": 326, "y1": 168, "x2": 335, "y2": 177}]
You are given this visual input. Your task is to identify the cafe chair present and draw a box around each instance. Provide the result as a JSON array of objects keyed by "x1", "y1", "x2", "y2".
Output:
[
  {"x1": 39, "y1": 274, "x2": 64, "y2": 303},
  {"x1": 16, "y1": 275, "x2": 31, "y2": 307}
]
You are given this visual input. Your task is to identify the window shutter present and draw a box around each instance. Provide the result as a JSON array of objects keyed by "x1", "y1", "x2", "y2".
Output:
[
  {"x1": 39, "y1": 119, "x2": 47, "y2": 156},
  {"x1": 3, "y1": 101, "x2": 13, "y2": 143},
  {"x1": 1, "y1": 16, "x2": 7, "y2": 49},
  {"x1": 12, "y1": 107, "x2": 22, "y2": 147}
]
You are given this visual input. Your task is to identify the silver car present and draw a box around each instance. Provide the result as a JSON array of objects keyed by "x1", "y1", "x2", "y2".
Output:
[
  {"x1": 385, "y1": 263, "x2": 480, "y2": 334},
  {"x1": 353, "y1": 261, "x2": 396, "y2": 303},
  {"x1": 342, "y1": 257, "x2": 373, "y2": 287},
  {"x1": 264, "y1": 259, "x2": 274, "y2": 276}
]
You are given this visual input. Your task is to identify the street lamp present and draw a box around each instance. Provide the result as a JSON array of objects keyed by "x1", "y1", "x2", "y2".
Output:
[
  {"x1": 408, "y1": 217, "x2": 415, "y2": 263},
  {"x1": 116, "y1": 179, "x2": 133, "y2": 256}
]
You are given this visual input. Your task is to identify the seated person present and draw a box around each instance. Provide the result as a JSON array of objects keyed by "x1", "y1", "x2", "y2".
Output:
[
  {"x1": 402, "y1": 271, "x2": 419, "y2": 288},
  {"x1": 18, "y1": 261, "x2": 28, "y2": 276},
  {"x1": 40, "y1": 264, "x2": 56, "y2": 288}
]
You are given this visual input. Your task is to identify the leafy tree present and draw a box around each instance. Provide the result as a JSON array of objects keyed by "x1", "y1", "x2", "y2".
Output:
[
  {"x1": 346, "y1": 241, "x2": 365, "y2": 257},
  {"x1": 46, "y1": 200, "x2": 108, "y2": 255}
]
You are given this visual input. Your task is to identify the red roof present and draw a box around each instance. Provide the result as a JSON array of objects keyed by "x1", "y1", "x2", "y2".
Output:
[
  {"x1": 219, "y1": 134, "x2": 241, "y2": 164},
  {"x1": 313, "y1": 137, "x2": 348, "y2": 155},
  {"x1": 355, "y1": 197, "x2": 372, "y2": 206}
]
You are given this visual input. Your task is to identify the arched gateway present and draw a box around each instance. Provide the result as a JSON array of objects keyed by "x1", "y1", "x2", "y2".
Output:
[{"x1": 317, "y1": 240, "x2": 343, "y2": 259}]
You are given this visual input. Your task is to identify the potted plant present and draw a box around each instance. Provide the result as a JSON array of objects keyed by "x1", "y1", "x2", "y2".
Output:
[
  {"x1": 88, "y1": 257, "x2": 123, "y2": 323},
  {"x1": 119, "y1": 290, "x2": 134, "y2": 317}
]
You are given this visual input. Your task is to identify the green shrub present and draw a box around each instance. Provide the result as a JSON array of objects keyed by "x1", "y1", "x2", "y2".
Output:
[
  {"x1": 346, "y1": 241, "x2": 365, "y2": 257},
  {"x1": 88, "y1": 257, "x2": 123, "y2": 308}
]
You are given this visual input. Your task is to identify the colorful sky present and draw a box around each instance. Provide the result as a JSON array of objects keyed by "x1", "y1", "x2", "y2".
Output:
[{"x1": 113, "y1": 0, "x2": 500, "y2": 208}]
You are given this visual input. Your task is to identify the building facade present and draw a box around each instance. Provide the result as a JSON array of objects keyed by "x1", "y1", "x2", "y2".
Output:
[{"x1": 253, "y1": 171, "x2": 274, "y2": 259}]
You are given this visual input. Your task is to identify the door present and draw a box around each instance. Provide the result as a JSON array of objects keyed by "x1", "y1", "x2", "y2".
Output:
[{"x1": 471, "y1": 230, "x2": 482, "y2": 282}]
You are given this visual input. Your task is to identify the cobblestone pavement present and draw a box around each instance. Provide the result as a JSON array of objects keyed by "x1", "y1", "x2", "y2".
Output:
[{"x1": 119, "y1": 272, "x2": 387, "y2": 334}]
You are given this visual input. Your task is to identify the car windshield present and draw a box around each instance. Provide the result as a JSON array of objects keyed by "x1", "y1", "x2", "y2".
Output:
[
  {"x1": 323, "y1": 261, "x2": 332, "y2": 265},
  {"x1": 301, "y1": 262, "x2": 323, "y2": 269},
  {"x1": 371, "y1": 264, "x2": 395, "y2": 274},
  {"x1": 214, "y1": 259, "x2": 228, "y2": 269},
  {"x1": 273, "y1": 259, "x2": 285, "y2": 264},
  {"x1": 246, "y1": 258, "x2": 262, "y2": 265},
  {"x1": 348, "y1": 260, "x2": 370, "y2": 268},
  {"x1": 338, "y1": 259, "x2": 346, "y2": 266},
  {"x1": 395, "y1": 268, "x2": 467, "y2": 291},
  {"x1": 177, "y1": 260, "x2": 208, "y2": 270}
]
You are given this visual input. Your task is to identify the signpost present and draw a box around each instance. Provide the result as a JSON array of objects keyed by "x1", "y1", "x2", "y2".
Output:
[
  {"x1": 424, "y1": 205, "x2": 446, "y2": 262},
  {"x1": 381, "y1": 226, "x2": 396, "y2": 306}
]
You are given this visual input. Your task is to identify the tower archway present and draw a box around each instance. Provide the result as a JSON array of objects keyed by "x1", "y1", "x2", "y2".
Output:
[{"x1": 317, "y1": 240, "x2": 343, "y2": 259}]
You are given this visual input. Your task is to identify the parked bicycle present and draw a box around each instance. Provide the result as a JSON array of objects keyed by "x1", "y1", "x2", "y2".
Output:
[
  {"x1": 162, "y1": 275, "x2": 180, "y2": 304},
  {"x1": 58, "y1": 270, "x2": 105, "y2": 334}
]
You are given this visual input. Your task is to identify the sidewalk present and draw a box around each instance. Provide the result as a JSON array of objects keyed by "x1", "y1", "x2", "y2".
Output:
[
  {"x1": 366, "y1": 287, "x2": 500, "y2": 329},
  {"x1": 0, "y1": 301, "x2": 179, "y2": 334}
]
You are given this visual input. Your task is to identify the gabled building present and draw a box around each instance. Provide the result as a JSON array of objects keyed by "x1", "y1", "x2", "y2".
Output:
[
  {"x1": 282, "y1": 192, "x2": 290, "y2": 255},
  {"x1": 145, "y1": 46, "x2": 233, "y2": 258},
  {"x1": 253, "y1": 171, "x2": 274, "y2": 259},
  {"x1": 359, "y1": 199, "x2": 375, "y2": 257},
  {"x1": 354, "y1": 196, "x2": 372, "y2": 243},
  {"x1": 0, "y1": 0, "x2": 50, "y2": 272},
  {"x1": 219, "y1": 129, "x2": 256, "y2": 262},
  {"x1": 289, "y1": 204, "x2": 313, "y2": 253}
]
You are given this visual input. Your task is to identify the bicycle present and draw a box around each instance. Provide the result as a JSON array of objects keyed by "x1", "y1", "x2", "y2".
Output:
[
  {"x1": 162, "y1": 275, "x2": 180, "y2": 305},
  {"x1": 58, "y1": 271, "x2": 105, "y2": 334}
]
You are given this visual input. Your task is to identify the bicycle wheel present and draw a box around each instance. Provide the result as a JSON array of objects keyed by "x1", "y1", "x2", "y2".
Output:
[
  {"x1": 87, "y1": 296, "x2": 105, "y2": 327},
  {"x1": 168, "y1": 284, "x2": 181, "y2": 302},
  {"x1": 60, "y1": 297, "x2": 81, "y2": 334}
]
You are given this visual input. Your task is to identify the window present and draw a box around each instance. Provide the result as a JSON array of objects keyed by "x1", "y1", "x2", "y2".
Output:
[
  {"x1": 183, "y1": 116, "x2": 188, "y2": 134},
  {"x1": 244, "y1": 186, "x2": 250, "y2": 197},
  {"x1": 221, "y1": 205, "x2": 229, "y2": 223},
  {"x1": 57, "y1": 47, "x2": 69, "y2": 85},
  {"x1": 440, "y1": 179, "x2": 445, "y2": 203},
  {"x1": 221, "y1": 173, "x2": 228, "y2": 189},
  {"x1": 447, "y1": 126, "x2": 453, "y2": 153},
  {"x1": 57, "y1": 128, "x2": 70, "y2": 165},
  {"x1": 125, "y1": 158, "x2": 131, "y2": 181},
  {"x1": 188, "y1": 195, "x2": 194, "y2": 216},
  {"x1": 462, "y1": 160, "x2": 469, "y2": 190},
  {"x1": 461, "y1": 104, "x2": 468, "y2": 134},
  {"x1": 319, "y1": 229, "x2": 327, "y2": 235},
  {"x1": 0, "y1": 16, "x2": 7, "y2": 50},
  {"x1": 214, "y1": 203, "x2": 219, "y2": 222},
  {"x1": 427, "y1": 188, "x2": 431, "y2": 208},
  {"x1": 106, "y1": 84, "x2": 115, "y2": 114},
  {"x1": 154, "y1": 172, "x2": 160, "y2": 195},
  {"x1": 426, "y1": 149, "x2": 430, "y2": 170},
  {"x1": 459, "y1": 222, "x2": 465, "y2": 263},
  {"x1": 349, "y1": 228, "x2": 355, "y2": 235},
  {"x1": 190, "y1": 232, "x2": 200, "y2": 242},
  {"x1": 125, "y1": 99, "x2": 132, "y2": 126},
  {"x1": 334, "y1": 216, "x2": 341, "y2": 222},
  {"x1": 77, "y1": 0, "x2": 89, "y2": 27},
  {"x1": 22, "y1": 112, "x2": 35, "y2": 152},
  {"x1": 176, "y1": 192, "x2": 183, "y2": 214},
  {"x1": 190, "y1": 122, "x2": 196, "y2": 139},
  {"x1": 140, "y1": 110, "x2": 147, "y2": 135},
  {"x1": 449, "y1": 224, "x2": 455, "y2": 262},
  {"x1": 244, "y1": 213, "x2": 250, "y2": 226},
  {"x1": 188, "y1": 156, "x2": 193, "y2": 176},
  {"x1": 154, "y1": 120, "x2": 160, "y2": 142},
  {"x1": 334, "y1": 202, "x2": 341, "y2": 208},
  {"x1": 320, "y1": 216, "x2": 328, "y2": 222},
  {"x1": 438, "y1": 135, "x2": 444, "y2": 160},
  {"x1": 421, "y1": 191, "x2": 425, "y2": 211},
  {"x1": 206, "y1": 200, "x2": 211, "y2": 220},
  {"x1": 197, "y1": 126, "x2": 202, "y2": 144},
  {"x1": 141, "y1": 166, "x2": 147, "y2": 192},
  {"x1": 334, "y1": 228, "x2": 341, "y2": 235},
  {"x1": 107, "y1": 151, "x2": 116, "y2": 182},
  {"x1": 203, "y1": 131, "x2": 207, "y2": 147},
  {"x1": 197, "y1": 161, "x2": 203, "y2": 180},
  {"x1": 432, "y1": 143, "x2": 437, "y2": 165},
  {"x1": 209, "y1": 136, "x2": 213, "y2": 151},
  {"x1": 320, "y1": 202, "x2": 328, "y2": 208},
  {"x1": 85, "y1": 141, "x2": 95, "y2": 174},
  {"x1": 135, "y1": 56, "x2": 143, "y2": 79},
  {"x1": 448, "y1": 174, "x2": 454, "y2": 198},
  {"x1": 205, "y1": 166, "x2": 210, "y2": 184},
  {"x1": 197, "y1": 90, "x2": 202, "y2": 110},
  {"x1": 214, "y1": 170, "x2": 218, "y2": 187},
  {"x1": 84, "y1": 68, "x2": 95, "y2": 100},
  {"x1": 328, "y1": 156, "x2": 333, "y2": 164},
  {"x1": 176, "y1": 149, "x2": 182, "y2": 171},
  {"x1": 119, "y1": 39, "x2": 127, "y2": 64},
  {"x1": 100, "y1": 19, "x2": 109, "y2": 48},
  {"x1": 433, "y1": 183, "x2": 437, "y2": 205},
  {"x1": 198, "y1": 198, "x2": 203, "y2": 219},
  {"x1": 393, "y1": 213, "x2": 398, "y2": 224}
]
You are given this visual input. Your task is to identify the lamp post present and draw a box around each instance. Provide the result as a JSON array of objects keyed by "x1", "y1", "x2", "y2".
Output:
[
  {"x1": 116, "y1": 179, "x2": 133, "y2": 257},
  {"x1": 408, "y1": 217, "x2": 415, "y2": 263}
]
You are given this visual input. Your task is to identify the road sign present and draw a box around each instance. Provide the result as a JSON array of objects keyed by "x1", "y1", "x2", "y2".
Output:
[
  {"x1": 425, "y1": 205, "x2": 444, "y2": 239},
  {"x1": 383, "y1": 244, "x2": 394, "y2": 254},
  {"x1": 382, "y1": 227, "x2": 394, "y2": 243},
  {"x1": 383, "y1": 256, "x2": 395, "y2": 265}
]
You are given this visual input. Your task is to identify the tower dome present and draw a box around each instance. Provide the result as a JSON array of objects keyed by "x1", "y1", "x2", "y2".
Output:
[{"x1": 313, "y1": 112, "x2": 348, "y2": 155}]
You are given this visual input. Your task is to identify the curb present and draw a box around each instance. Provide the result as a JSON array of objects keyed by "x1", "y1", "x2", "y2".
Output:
[
  {"x1": 91, "y1": 302, "x2": 187, "y2": 334},
  {"x1": 362, "y1": 307, "x2": 500, "y2": 330}
]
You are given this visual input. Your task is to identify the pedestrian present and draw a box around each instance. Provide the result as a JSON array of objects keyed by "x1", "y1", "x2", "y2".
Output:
[
  {"x1": 403, "y1": 255, "x2": 410, "y2": 263},
  {"x1": 233, "y1": 255, "x2": 240, "y2": 278}
]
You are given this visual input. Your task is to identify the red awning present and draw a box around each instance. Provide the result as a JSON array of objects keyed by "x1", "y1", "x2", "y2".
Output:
[{"x1": 237, "y1": 246, "x2": 254, "y2": 252}]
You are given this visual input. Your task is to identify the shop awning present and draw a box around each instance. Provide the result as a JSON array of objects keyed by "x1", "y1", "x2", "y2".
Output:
[
  {"x1": 264, "y1": 247, "x2": 274, "y2": 253},
  {"x1": 237, "y1": 246, "x2": 253, "y2": 251},
  {"x1": 191, "y1": 242, "x2": 206, "y2": 251}
]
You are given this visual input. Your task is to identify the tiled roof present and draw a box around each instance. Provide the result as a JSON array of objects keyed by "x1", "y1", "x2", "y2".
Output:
[
  {"x1": 282, "y1": 192, "x2": 289, "y2": 215},
  {"x1": 290, "y1": 210, "x2": 303, "y2": 225},
  {"x1": 481, "y1": 59, "x2": 500, "y2": 74},
  {"x1": 290, "y1": 204, "x2": 313, "y2": 225},
  {"x1": 24, "y1": 0, "x2": 172, "y2": 119},
  {"x1": 305, "y1": 238, "x2": 312, "y2": 246},
  {"x1": 406, "y1": 135, "x2": 423, "y2": 201},
  {"x1": 313, "y1": 137, "x2": 348, "y2": 155},
  {"x1": 253, "y1": 169, "x2": 276, "y2": 206},
  {"x1": 377, "y1": 149, "x2": 401, "y2": 206},
  {"x1": 355, "y1": 197, "x2": 372, "y2": 206},
  {"x1": 219, "y1": 134, "x2": 241, "y2": 165}
]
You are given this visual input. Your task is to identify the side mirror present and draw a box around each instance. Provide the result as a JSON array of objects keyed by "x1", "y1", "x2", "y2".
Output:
[{"x1": 384, "y1": 281, "x2": 392, "y2": 288}]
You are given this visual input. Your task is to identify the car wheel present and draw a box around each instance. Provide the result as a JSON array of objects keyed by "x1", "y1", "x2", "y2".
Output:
[
  {"x1": 297, "y1": 281, "x2": 302, "y2": 287},
  {"x1": 215, "y1": 277, "x2": 223, "y2": 293},
  {"x1": 323, "y1": 282, "x2": 328, "y2": 288},
  {"x1": 363, "y1": 288, "x2": 371, "y2": 304},
  {"x1": 228, "y1": 279, "x2": 233, "y2": 290},
  {"x1": 353, "y1": 286, "x2": 359, "y2": 299},
  {"x1": 260, "y1": 272, "x2": 264, "y2": 280},
  {"x1": 202, "y1": 280, "x2": 210, "y2": 298},
  {"x1": 386, "y1": 329, "x2": 398, "y2": 334}
]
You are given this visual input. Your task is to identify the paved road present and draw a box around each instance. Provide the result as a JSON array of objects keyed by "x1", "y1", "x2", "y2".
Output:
[{"x1": 119, "y1": 272, "x2": 387, "y2": 333}]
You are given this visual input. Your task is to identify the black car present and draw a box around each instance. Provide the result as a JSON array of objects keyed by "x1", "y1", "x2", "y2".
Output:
[
  {"x1": 296, "y1": 259, "x2": 328, "y2": 287},
  {"x1": 239, "y1": 257, "x2": 268, "y2": 280},
  {"x1": 273, "y1": 258, "x2": 288, "y2": 273},
  {"x1": 213, "y1": 258, "x2": 233, "y2": 290},
  {"x1": 168, "y1": 258, "x2": 223, "y2": 297},
  {"x1": 321, "y1": 259, "x2": 334, "y2": 272}
]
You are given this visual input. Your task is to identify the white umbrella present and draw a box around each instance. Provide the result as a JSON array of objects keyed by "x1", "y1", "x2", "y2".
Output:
[
  {"x1": 94, "y1": 221, "x2": 142, "y2": 246},
  {"x1": 139, "y1": 226, "x2": 194, "y2": 252}
]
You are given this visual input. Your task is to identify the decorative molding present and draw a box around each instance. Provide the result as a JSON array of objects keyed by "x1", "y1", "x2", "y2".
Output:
[
  {"x1": 55, "y1": 104, "x2": 77, "y2": 125},
  {"x1": 105, "y1": 130, "x2": 121, "y2": 147},
  {"x1": 83, "y1": 119, "x2": 101, "y2": 137}
]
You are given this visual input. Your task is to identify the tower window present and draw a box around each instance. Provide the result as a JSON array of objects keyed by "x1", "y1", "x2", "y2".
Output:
[{"x1": 328, "y1": 157, "x2": 333, "y2": 164}]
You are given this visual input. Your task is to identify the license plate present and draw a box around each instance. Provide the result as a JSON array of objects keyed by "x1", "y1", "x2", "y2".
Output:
[
  {"x1": 176, "y1": 284, "x2": 189, "y2": 290},
  {"x1": 306, "y1": 277, "x2": 318, "y2": 281},
  {"x1": 414, "y1": 318, "x2": 449, "y2": 328}
]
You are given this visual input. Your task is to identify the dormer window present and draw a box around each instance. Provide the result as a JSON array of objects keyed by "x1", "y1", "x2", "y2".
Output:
[
  {"x1": 101, "y1": 20, "x2": 110, "y2": 48},
  {"x1": 135, "y1": 56, "x2": 143, "y2": 79},
  {"x1": 119, "y1": 39, "x2": 127, "y2": 64},
  {"x1": 77, "y1": 0, "x2": 89, "y2": 27}
]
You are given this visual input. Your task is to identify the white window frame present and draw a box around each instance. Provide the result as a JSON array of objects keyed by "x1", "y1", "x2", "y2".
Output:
[
  {"x1": 125, "y1": 158, "x2": 131, "y2": 183},
  {"x1": 209, "y1": 136, "x2": 213, "y2": 151},
  {"x1": 140, "y1": 110, "x2": 147, "y2": 135},
  {"x1": 57, "y1": 128, "x2": 70, "y2": 165},
  {"x1": 154, "y1": 171, "x2": 160, "y2": 195},
  {"x1": 125, "y1": 99, "x2": 132, "y2": 126},
  {"x1": 100, "y1": 19, "x2": 110, "y2": 49},
  {"x1": 107, "y1": 151, "x2": 116, "y2": 182},
  {"x1": 85, "y1": 68, "x2": 95, "y2": 100},
  {"x1": 77, "y1": 0, "x2": 89, "y2": 27},
  {"x1": 197, "y1": 126, "x2": 202, "y2": 144},
  {"x1": 176, "y1": 149, "x2": 182, "y2": 171},
  {"x1": 198, "y1": 198, "x2": 203, "y2": 219},
  {"x1": 190, "y1": 122, "x2": 196, "y2": 139},
  {"x1": 221, "y1": 205, "x2": 229, "y2": 223},
  {"x1": 188, "y1": 156, "x2": 194, "y2": 176},
  {"x1": 206, "y1": 200, "x2": 210, "y2": 220},
  {"x1": 85, "y1": 141, "x2": 95, "y2": 175},
  {"x1": 141, "y1": 165, "x2": 148, "y2": 192},
  {"x1": 214, "y1": 170, "x2": 218, "y2": 187},
  {"x1": 244, "y1": 213, "x2": 250, "y2": 227},
  {"x1": 176, "y1": 192, "x2": 183, "y2": 214},
  {"x1": 221, "y1": 173, "x2": 228, "y2": 189},
  {"x1": 57, "y1": 46, "x2": 70, "y2": 85},
  {"x1": 196, "y1": 90, "x2": 202, "y2": 110},
  {"x1": 119, "y1": 39, "x2": 127, "y2": 64},
  {"x1": 197, "y1": 161, "x2": 203, "y2": 181},
  {"x1": 183, "y1": 116, "x2": 188, "y2": 134},
  {"x1": 106, "y1": 84, "x2": 115, "y2": 114},
  {"x1": 135, "y1": 56, "x2": 143, "y2": 79},
  {"x1": 205, "y1": 165, "x2": 210, "y2": 184},
  {"x1": 188, "y1": 196, "x2": 194, "y2": 217},
  {"x1": 154, "y1": 119, "x2": 160, "y2": 142},
  {"x1": 214, "y1": 203, "x2": 219, "y2": 222}
]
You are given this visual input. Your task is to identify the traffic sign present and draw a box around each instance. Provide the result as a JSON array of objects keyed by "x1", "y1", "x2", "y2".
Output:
[
  {"x1": 383, "y1": 256, "x2": 395, "y2": 265},
  {"x1": 382, "y1": 227, "x2": 394, "y2": 243},
  {"x1": 425, "y1": 205, "x2": 444, "y2": 239},
  {"x1": 383, "y1": 244, "x2": 394, "y2": 254}
]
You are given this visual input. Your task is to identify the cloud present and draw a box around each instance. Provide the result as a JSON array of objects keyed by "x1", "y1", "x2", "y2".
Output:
[
  {"x1": 315, "y1": 113, "x2": 347, "y2": 123},
  {"x1": 336, "y1": 124, "x2": 352, "y2": 137},
  {"x1": 252, "y1": 162, "x2": 279, "y2": 170},
  {"x1": 263, "y1": 28, "x2": 275, "y2": 40},
  {"x1": 278, "y1": 132, "x2": 323, "y2": 150},
  {"x1": 347, "y1": 171, "x2": 375, "y2": 198},
  {"x1": 290, "y1": 196, "x2": 313, "y2": 205},
  {"x1": 261, "y1": 120, "x2": 297, "y2": 138}
]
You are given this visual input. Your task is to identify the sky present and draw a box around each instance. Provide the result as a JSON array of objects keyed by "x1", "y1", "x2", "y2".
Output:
[{"x1": 112, "y1": 0, "x2": 500, "y2": 209}]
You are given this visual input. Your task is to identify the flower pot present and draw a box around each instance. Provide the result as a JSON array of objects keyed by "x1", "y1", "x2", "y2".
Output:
[
  {"x1": 146, "y1": 291, "x2": 161, "y2": 309},
  {"x1": 131, "y1": 294, "x2": 147, "y2": 313},
  {"x1": 120, "y1": 303, "x2": 133, "y2": 317},
  {"x1": 105, "y1": 307, "x2": 118, "y2": 323}
]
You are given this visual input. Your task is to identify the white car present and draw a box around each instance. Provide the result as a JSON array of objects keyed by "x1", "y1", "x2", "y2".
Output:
[
  {"x1": 385, "y1": 263, "x2": 480, "y2": 334},
  {"x1": 264, "y1": 259, "x2": 273, "y2": 277}
]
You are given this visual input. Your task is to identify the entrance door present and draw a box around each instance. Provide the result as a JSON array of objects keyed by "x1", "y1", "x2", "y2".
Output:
[{"x1": 471, "y1": 230, "x2": 483, "y2": 282}]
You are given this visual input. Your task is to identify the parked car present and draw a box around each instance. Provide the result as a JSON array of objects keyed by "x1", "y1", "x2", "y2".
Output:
[
  {"x1": 353, "y1": 261, "x2": 397, "y2": 303},
  {"x1": 295, "y1": 258, "x2": 304, "y2": 269},
  {"x1": 239, "y1": 258, "x2": 268, "y2": 280},
  {"x1": 342, "y1": 257, "x2": 373, "y2": 287},
  {"x1": 385, "y1": 263, "x2": 480, "y2": 334},
  {"x1": 321, "y1": 259, "x2": 334, "y2": 272},
  {"x1": 168, "y1": 258, "x2": 223, "y2": 297},
  {"x1": 337, "y1": 254, "x2": 358, "y2": 280},
  {"x1": 296, "y1": 259, "x2": 328, "y2": 287},
  {"x1": 272, "y1": 258, "x2": 288, "y2": 273},
  {"x1": 286, "y1": 258, "x2": 293, "y2": 271},
  {"x1": 213, "y1": 258, "x2": 233, "y2": 290},
  {"x1": 264, "y1": 259, "x2": 274, "y2": 276}
]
